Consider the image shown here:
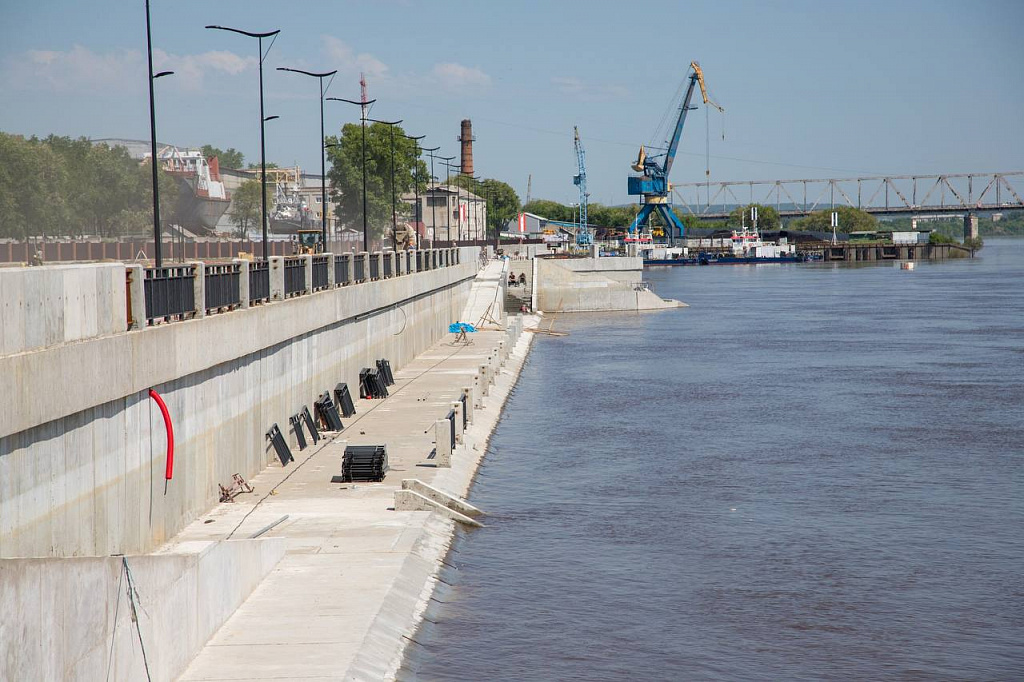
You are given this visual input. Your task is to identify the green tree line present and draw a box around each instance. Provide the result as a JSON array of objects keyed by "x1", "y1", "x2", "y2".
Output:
[{"x1": 0, "y1": 132, "x2": 177, "y2": 240}]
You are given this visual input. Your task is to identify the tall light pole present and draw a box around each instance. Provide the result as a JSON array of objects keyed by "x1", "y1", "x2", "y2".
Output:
[
  {"x1": 468, "y1": 174, "x2": 482, "y2": 240},
  {"x1": 146, "y1": 0, "x2": 173, "y2": 267},
  {"x1": 402, "y1": 134, "x2": 425, "y2": 249},
  {"x1": 328, "y1": 95, "x2": 376, "y2": 251},
  {"x1": 441, "y1": 160, "x2": 461, "y2": 242},
  {"x1": 277, "y1": 67, "x2": 337, "y2": 250},
  {"x1": 205, "y1": 24, "x2": 280, "y2": 258},
  {"x1": 419, "y1": 146, "x2": 439, "y2": 245},
  {"x1": 433, "y1": 155, "x2": 455, "y2": 243},
  {"x1": 366, "y1": 118, "x2": 402, "y2": 251}
]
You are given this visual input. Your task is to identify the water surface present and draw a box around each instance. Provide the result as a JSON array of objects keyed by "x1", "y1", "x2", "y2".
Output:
[{"x1": 405, "y1": 240, "x2": 1024, "y2": 681}]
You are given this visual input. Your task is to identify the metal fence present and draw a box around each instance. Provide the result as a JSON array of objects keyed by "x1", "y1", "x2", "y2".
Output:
[
  {"x1": 353, "y1": 253, "x2": 366, "y2": 282},
  {"x1": 335, "y1": 254, "x2": 350, "y2": 285},
  {"x1": 284, "y1": 257, "x2": 306, "y2": 296},
  {"x1": 312, "y1": 255, "x2": 330, "y2": 290},
  {"x1": 144, "y1": 265, "x2": 195, "y2": 323},
  {"x1": 249, "y1": 260, "x2": 270, "y2": 303},
  {"x1": 205, "y1": 263, "x2": 241, "y2": 311},
  {"x1": 130, "y1": 248, "x2": 465, "y2": 328}
]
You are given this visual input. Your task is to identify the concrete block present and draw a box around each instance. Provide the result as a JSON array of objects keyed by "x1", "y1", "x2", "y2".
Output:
[
  {"x1": 191, "y1": 262, "x2": 206, "y2": 318},
  {"x1": 400, "y1": 479, "x2": 483, "y2": 517},
  {"x1": 269, "y1": 256, "x2": 285, "y2": 301},
  {"x1": 393, "y1": 490, "x2": 481, "y2": 527},
  {"x1": 126, "y1": 265, "x2": 145, "y2": 330},
  {"x1": 451, "y1": 401, "x2": 464, "y2": 443},
  {"x1": 325, "y1": 253, "x2": 336, "y2": 287},
  {"x1": 409, "y1": 249, "x2": 418, "y2": 273},
  {"x1": 303, "y1": 254, "x2": 313, "y2": 293},
  {"x1": 462, "y1": 386, "x2": 474, "y2": 423},
  {"x1": 234, "y1": 259, "x2": 250, "y2": 309},
  {"x1": 434, "y1": 419, "x2": 452, "y2": 467}
]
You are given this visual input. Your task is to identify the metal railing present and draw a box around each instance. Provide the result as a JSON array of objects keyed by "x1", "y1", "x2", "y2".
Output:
[
  {"x1": 312, "y1": 255, "x2": 329, "y2": 290},
  {"x1": 284, "y1": 257, "x2": 306, "y2": 296},
  {"x1": 205, "y1": 263, "x2": 241, "y2": 311},
  {"x1": 144, "y1": 265, "x2": 195, "y2": 323},
  {"x1": 353, "y1": 253, "x2": 366, "y2": 282},
  {"x1": 335, "y1": 254, "x2": 351, "y2": 285},
  {"x1": 249, "y1": 260, "x2": 270, "y2": 303},
  {"x1": 129, "y1": 248, "x2": 466, "y2": 328}
]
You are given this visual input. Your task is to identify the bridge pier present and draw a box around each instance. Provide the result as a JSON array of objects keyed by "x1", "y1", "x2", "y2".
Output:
[{"x1": 964, "y1": 214, "x2": 979, "y2": 242}]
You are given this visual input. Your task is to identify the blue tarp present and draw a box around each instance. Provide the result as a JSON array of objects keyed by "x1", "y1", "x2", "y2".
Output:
[{"x1": 448, "y1": 322, "x2": 476, "y2": 334}]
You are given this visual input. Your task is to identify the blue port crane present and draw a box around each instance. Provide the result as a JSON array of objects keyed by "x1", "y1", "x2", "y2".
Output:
[
  {"x1": 628, "y1": 61, "x2": 721, "y2": 244},
  {"x1": 573, "y1": 126, "x2": 592, "y2": 246}
]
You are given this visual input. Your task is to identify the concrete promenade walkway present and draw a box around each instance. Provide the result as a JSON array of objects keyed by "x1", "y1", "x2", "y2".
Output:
[{"x1": 172, "y1": 259, "x2": 535, "y2": 681}]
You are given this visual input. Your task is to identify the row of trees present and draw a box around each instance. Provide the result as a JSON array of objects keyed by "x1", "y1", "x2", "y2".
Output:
[
  {"x1": 0, "y1": 133, "x2": 178, "y2": 240},
  {"x1": 324, "y1": 121, "x2": 521, "y2": 241}
]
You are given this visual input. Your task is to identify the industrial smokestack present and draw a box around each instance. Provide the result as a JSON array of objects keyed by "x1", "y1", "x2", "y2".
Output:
[{"x1": 458, "y1": 119, "x2": 474, "y2": 176}]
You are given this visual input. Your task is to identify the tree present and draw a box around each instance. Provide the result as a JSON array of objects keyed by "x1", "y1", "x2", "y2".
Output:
[
  {"x1": 326, "y1": 122, "x2": 426, "y2": 241},
  {"x1": 200, "y1": 145, "x2": 244, "y2": 169},
  {"x1": 728, "y1": 203, "x2": 780, "y2": 230},
  {"x1": 228, "y1": 179, "x2": 273, "y2": 238},
  {"x1": 792, "y1": 206, "x2": 877, "y2": 233},
  {"x1": 523, "y1": 199, "x2": 572, "y2": 222},
  {"x1": 480, "y1": 178, "x2": 520, "y2": 235}
]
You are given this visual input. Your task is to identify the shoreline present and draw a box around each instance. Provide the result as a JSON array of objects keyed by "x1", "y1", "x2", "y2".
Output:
[{"x1": 167, "y1": 261, "x2": 540, "y2": 681}]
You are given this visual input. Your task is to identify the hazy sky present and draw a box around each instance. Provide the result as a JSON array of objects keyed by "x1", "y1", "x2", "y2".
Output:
[{"x1": 2, "y1": 0, "x2": 1022, "y2": 205}]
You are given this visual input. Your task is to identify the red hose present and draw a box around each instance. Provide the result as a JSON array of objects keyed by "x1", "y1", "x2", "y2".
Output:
[{"x1": 149, "y1": 389, "x2": 174, "y2": 480}]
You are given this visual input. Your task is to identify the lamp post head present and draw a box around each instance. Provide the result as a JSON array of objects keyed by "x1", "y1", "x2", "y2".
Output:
[
  {"x1": 205, "y1": 25, "x2": 280, "y2": 39},
  {"x1": 263, "y1": 115, "x2": 280, "y2": 122},
  {"x1": 277, "y1": 67, "x2": 337, "y2": 78},
  {"x1": 153, "y1": 70, "x2": 174, "y2": 79}
]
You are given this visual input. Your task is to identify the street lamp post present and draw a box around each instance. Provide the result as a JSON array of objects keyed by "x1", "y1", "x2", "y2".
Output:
[
  {"x1": 327, "y1": 95, "x2": 377, "y2": 251},
  {"x1": 441, "y1": 160, "x2": 461, "y2": 242},
  {"x1": 468, "y1": 174, "x2": 482, "y2": 240},
  {"x1": 402, "y1": 134, "x2": 426, "y2": 249},
  {"x1": 205, "y1": 24, "x2": 280, "y2": 258},
  {"x1": 434, "y1": 156, "x2": 455, "y2": 243},
  {"x1": 366, "y1": 118, "x2": 402, "y2": 251},
  {"x1": 146, "y1": 0, "x2": 173, "y2": 267},
  {"x1": 422, "y1": 149, "x2": 442, "y2": 245},
  {"x1": 277, "y1": 67, "x2": 337, "y2": 250}
]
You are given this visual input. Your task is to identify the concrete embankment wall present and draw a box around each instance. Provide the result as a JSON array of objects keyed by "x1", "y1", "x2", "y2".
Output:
[
  {"x1": 535, "y1": 256, "x2": 683, "y2": 312},
  {"x1": 0, "y1": 249, "x2": 477, "y2": 558},
  {"x1": 0, "y1": 538, "x2": 285, "y2": 681}
]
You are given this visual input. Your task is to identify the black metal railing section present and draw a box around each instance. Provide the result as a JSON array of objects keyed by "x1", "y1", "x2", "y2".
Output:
[
  {"x1": 369, "y1": 254, "x2": 380, "y2": 280},
  {"x1": 205, "y1": 263, "x2": 241, "y2": 311},
  {"x1": 144, "y1": 265, "x2": 195, "y2": 323},
  {"x1": 335, "y1": 254, "x2": 350, "y2": 285},
  {"x1": 383, "y1": 253, "x2": 393, "y2": 278},
  {"x1": 284, "y1": 257, "x2": 306, "y2": 296},
  {"x1": 312, "y1": 255, "x2": 329, "y2": 290},
  {"x1": 432, "y1": 250, "x2": 439, "y2": 269},
  {"x1": 416, "y1": 251, "x2": 424, "y2": 271},
  {"x1": 407, "y1": 251, "x2": 414, "y2": 273},
  {"x1": 353, "y1": 253, "x2": 366, "y2": 282},
  {"x1": 249, "y1": 260, "x2": 270, "y2": 303}
]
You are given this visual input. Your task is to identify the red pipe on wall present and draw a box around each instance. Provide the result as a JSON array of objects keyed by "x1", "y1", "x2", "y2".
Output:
[{"x1": 149, "y1": 389, "x2": 174, "y2": 480}]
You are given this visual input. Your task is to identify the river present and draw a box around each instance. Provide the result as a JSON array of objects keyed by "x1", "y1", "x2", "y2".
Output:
[{"x1": 403, "y1": 238, "x2": 1024, "y2": 681}]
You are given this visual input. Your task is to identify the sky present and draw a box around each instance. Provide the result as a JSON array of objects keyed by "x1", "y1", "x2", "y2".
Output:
[{"x1": 1, "y1": 0, "x2": 1022, "y2": 206}]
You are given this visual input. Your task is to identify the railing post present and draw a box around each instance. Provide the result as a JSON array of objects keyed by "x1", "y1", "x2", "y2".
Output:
[
  {"x1": 303, "y1": 254, "x2": 313, "y2": 294},
  {"x1": 325, "y1": 252, "x2": 335, "y2": 287},
  {"x1": 269, "y1": 256, "x2": 285, "y2": 301},
  {"x1": 343, "y1": 253, "x2": 353, "y2": 284},
  {"x1": 127, "y1": 264, "x2": 146, "y2": 330},
  {"x1": 409, "y1": 249, "x2": 418, "y2": 273},
  {"x1": 234, "y1": 258, "x2": 250, "y2": 309},
  {"x1": 192, "y1": 261, "x2": 206, "y2": 319}
]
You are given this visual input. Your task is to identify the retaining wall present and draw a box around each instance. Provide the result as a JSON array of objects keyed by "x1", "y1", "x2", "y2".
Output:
[
  {"x1": 0, "y1": 248, "x2": 477, "y2": 558},
  {"x1": 0, "y1": 538, "x2": 285, "y2": 681},
  {"x1": 535, "y1": 256, "x2": 683, "y2": 312}
]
